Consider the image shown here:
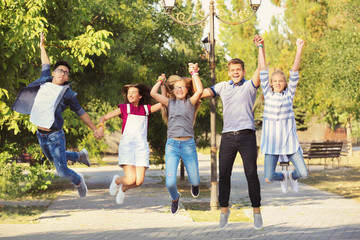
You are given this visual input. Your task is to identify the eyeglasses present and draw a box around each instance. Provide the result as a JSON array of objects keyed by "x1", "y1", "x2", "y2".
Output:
[
  {"x1": 174, "y1": 86, "x2": 187, "y2": 91},
  {"x1": 55, "y1": 69, "x2": 71, "y2": 76}
]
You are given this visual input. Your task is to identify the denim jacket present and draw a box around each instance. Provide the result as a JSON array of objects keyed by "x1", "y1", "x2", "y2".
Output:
[{"x1": 12, "y1": 64, "x2": 86, "y2": 130}]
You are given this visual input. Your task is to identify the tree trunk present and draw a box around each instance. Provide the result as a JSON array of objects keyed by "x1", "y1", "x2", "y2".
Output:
[{"x1": 346, "y1": 118, "x2": 353, "y2": 157}]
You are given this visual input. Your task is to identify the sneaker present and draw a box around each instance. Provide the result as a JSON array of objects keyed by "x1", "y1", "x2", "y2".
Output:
[
  {"x1": 171, "y1": 193, "x2": 181, "y2": 214},
  {"x1": 191, "y1": 185, "x2": 200, "y2": 198},
  {"x1": 288, "y1": 171, "x2": 299, "y2": 192},
  {"x1": 79, "y1": 149, "x2": 91, "y2": 167},
  {"x1": 109, "y1": 175, "x2": 120, "y2": 196},
  {"x1": 253, "y1": 213, "x2": 263, "y2": 230},
  {"x1": 76, "y1": 173, "x2": 88, "y2": 198},
  {"x1": 280, "y1": 170, "x2": 288, "y2": 194},
  {"x1": 219, "y1": 209, "x2": 231, "y2": 229},
  {"x1": 116, "y1": 184, "x2": 125, "y2": 204}
]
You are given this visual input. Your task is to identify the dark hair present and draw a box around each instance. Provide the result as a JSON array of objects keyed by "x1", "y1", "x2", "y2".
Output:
[
  {"x1": 227, "y1": 58, "x2": 245, "y2": 71},
  {"x1": 54, "y1": 60, "x2": 71, "y2": 72},
  {"x1": 122, "y1": 83, "x2": 152, "y2": 105}
]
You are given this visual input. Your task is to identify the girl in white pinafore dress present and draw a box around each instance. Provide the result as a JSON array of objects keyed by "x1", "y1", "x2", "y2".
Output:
[{"x1": 98, "y1": 84, "x2": 161, "y2": 204}]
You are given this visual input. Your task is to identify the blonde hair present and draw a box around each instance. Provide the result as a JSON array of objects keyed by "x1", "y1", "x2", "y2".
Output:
[
  {"x1": 160, "y1": 75, "x2": 201, "y2": 125},
  {"x1": 270, "y1": 69, "x2": 287, "y2": 91},
  {"x1": 252, "y1": 68, "x2": 288, "y2": 112}
]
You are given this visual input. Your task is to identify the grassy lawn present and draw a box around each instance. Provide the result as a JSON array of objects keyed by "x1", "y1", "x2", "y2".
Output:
[
  {"x1": 176, "y1": 182, "x2": 251, "y2": 223},
  {"x1": 0, "y1": 177, "x2": 72, "y2": 224},
  {"x1": 299, "y1": 151, "x2": 360, "y2": 202},
  {"x1": 299, "y1": 168, "x2": 360, "y2": 201},
  {"x1": 0, "y1": 205, "x2": 48, "y2": 224}
]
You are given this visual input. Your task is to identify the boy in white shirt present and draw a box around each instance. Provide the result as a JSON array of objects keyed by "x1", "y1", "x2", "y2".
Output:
[{"x1": 13, "y1": 33, "x2": 101, "y2": 198}]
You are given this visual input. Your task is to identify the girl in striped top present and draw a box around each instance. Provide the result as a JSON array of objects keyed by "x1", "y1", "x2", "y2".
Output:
[{"x1": 256, "y1": 38, "x2": 308, "y2": 193}]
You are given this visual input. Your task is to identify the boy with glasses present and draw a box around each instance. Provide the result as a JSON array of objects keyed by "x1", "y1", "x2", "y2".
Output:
[{"x1": 12, "y1": 33, "x2": 101, "y2": 198}]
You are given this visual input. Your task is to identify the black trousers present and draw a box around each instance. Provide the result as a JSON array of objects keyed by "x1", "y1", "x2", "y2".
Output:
[{"x1": 218, "y1": 129, "x2": 261, "y2": 208}]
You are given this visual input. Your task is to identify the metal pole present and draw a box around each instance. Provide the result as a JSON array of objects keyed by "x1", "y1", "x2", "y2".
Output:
[{"x1": 209, "y1": 0, "x2": 218, "y2": 211}]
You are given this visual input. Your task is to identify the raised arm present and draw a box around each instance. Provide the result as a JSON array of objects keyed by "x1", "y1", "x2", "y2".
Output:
[
  {"x1": 40, "y1": 33, "x2": 50, "y2": 65},
  {"x1": 150, "y1": 74, "x2": 169, "y2": 107},
  {"x1": 188, "y1": 63, "x2": 203, "y2": 105},
  {"x1": 251, "y1": 35, "x2": 265, "y2": 87},
  {"x1": 292, "y1": 39, "x2": 304, "y2": 71},
  {"x1": 254, "y1": 37, "x2": 266, "y2": 70}
]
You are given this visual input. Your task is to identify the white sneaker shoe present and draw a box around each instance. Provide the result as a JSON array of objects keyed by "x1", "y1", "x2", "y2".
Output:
[
  {"x1": 288, "y1": 171, "x2": 299, "y2": 192},
  {"x1": 253, "y1": 213, "x2": 263, "y2": 230},
  {"x1": 116, "y1": 185, "x2": 125, "y2": 204},
  {"x1": 280, "y1": 170, "x2": 288, "y2": 194},
  {"x1": 79, "y1": 149, "x2": 91, "y2": 167},
  {"x1": 109, "y1": 175, "x2": 119, "y2": 196},
  {"x1": 76, "y1": 173, "x2": 88, "y2": 198}
]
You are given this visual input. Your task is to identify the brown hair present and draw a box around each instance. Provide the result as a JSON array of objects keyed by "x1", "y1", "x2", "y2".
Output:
[
  {"x1": 122, "y1": 83, "x2": 152, "y2": 105},
  {"x1": 227, "y1": 58, "x2": 245, "y2": 71},
  {"x1": 160, "y1": 75, "x2": 200, "y2": 125}
]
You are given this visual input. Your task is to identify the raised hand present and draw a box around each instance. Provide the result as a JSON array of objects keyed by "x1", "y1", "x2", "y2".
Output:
[
  {"x1": 157, "y1": 73, "x2": 166, "y2": 85},
  {"x1": 40, "y1": 33, "x2": 45, "y2": 48},
  {"x1": 188, "y1": 63, "x2": 199, "y2": 75},
  {"x1": 253, "y1": 35, "x2": 264, "y2": 47},
  {"x1": 296, "y1": 39, "x2": 305, "y2": 48}
]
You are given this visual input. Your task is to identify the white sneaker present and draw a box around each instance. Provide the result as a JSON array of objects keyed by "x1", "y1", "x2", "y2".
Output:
[
  {"x1": 219, "y1": 210, "x2": 231, "y2": 229},
  {"x1": 280, "y1": 170, "x2": 288, "y2": 194},
  {"x1": 116, "y1": 185, "x2": 125, "y2": 204},
  {"x1": 109, "y1": 175, "x2": 119, "y2": 196},
  {"x1": 76, "y1": 173, "x2": 88, "y2": 198},
  {"x1": 253, "y1": 213, "x2": 263, "y2": 230},
  {"x1": 288, "y1": 171, "x2": 299, "y2": 192},
  {"x1": 79, "y1": 149, "x2": 91, "y2": 167}
]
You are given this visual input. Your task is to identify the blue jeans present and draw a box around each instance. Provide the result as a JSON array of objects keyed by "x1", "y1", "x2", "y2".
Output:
[
  {"x1": 36, "y1": 129, "x2": 81, "y2": 185},
  {"x1": 165, "y1": 138, "x2": 200, "y2": 200},
  {"x1": 264, "y1": 148, "x2": 308, "y2": 182}
]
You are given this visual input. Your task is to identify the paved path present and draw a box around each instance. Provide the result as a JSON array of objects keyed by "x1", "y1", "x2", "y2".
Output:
[{"x1": 1, "y1": 154, "x2": 360, "y2": 240}]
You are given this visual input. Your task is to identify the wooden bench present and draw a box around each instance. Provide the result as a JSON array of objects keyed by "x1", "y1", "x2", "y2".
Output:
[{"x1": 301, "y1": 141, "x2": 345, "y2": 169}]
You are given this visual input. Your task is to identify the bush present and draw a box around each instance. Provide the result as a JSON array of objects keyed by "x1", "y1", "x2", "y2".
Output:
[{"x1": 0, "y1": 151, "x2": 54, "y2": 199}]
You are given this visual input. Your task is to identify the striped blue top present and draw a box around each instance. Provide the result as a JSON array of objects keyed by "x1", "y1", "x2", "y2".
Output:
[{"x1": 260, "y1": 70, "x2": 300, "y2": 155}]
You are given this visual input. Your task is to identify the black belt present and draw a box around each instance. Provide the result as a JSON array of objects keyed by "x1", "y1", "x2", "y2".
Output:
[
  {"x1": 224, "y1": 129, "x2": 253, "y2": 135},
  {"x1": 37, "y1": 128, "x2": 59, "y2": 134}
]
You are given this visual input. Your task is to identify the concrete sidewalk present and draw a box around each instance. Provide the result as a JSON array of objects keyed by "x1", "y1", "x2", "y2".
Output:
[{"x1": 1, "y1": 154, "x2": 360, "y2": 239}]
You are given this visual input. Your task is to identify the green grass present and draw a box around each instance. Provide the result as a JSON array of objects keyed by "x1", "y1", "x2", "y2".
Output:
[
  {"x1": 176, "y1": 181, "x2": 251, "y2": 222},
  {"x1": 0, "y1": 177, "x2": 72, "y2": 201},
  {"x1": 299, "y1": 167, "x2": 360, "y2": 201},
  {"x1": 186, "y1": 208, "x2": 251, "y2": 223},
  {"x1": 0, "y1": 205, "x2": 48, "y2": 224}
]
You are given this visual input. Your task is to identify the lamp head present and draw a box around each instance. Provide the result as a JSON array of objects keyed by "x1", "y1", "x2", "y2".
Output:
[
  {"x1": 202, "y1": 36, "x2": 210, "y2": 54},
  {"x1": 163, "y1": 0, "x2": 175, "y2": 13},
  {"x1": 250, "y1": 0, "x2": 262, "y2": 12}
]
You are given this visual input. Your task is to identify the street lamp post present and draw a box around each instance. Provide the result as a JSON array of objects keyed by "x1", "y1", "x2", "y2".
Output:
[{"x1": 162, "y1": 0, "x2": 262, "y2": 211}]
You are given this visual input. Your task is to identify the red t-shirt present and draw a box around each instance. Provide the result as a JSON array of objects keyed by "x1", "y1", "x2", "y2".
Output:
[{"x1": 118, "y1": 104, "x2": 151, "y2": 133}]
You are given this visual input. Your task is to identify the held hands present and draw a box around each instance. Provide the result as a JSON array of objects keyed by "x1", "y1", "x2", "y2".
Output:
[
  {"x1": 157, "y1": 73, "x2": 166, "y2": 85},
  {"x1": 253, "y1": 34, "x2": 264, "y2": 48},
  {"x1": 93, "y1": 128, "x2": 104, "y2": 140},
  {"x1": 188, "y1": 63, "x2": 199, "y2": 76},
  {"x1": 296, "y1": 39, "x2": 305, "y2": 48}
]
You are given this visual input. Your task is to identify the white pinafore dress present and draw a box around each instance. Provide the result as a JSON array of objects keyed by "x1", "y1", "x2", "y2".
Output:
[{"x1": 118, "y1": 104, "x2": 150, "y2": 168}]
